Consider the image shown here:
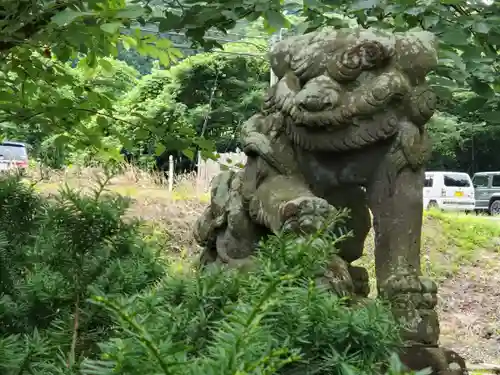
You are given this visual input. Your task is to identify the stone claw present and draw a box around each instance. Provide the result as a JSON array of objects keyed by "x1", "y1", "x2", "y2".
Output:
[{"x1": 280, "y1": 196, "x2": 346, "y2": 236}]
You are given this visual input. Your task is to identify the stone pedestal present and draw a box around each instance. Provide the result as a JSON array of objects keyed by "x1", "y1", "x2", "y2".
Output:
[
  {"x1": 399, "y1": 346, "x2": 468, "y2": 375},
  {"x1": 378, "y1": 271, "x2": 468, "y2": 374}
]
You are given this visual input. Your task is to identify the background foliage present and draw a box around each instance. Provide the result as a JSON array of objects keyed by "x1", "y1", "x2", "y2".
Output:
[{"x1": 2, "y1": 0, "x2": 499, "y2": 173}]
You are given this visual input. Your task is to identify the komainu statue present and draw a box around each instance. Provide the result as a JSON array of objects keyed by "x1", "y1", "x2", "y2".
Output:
[{"x1": 194, "y1": 28, "x2": 467, "y2": 374}]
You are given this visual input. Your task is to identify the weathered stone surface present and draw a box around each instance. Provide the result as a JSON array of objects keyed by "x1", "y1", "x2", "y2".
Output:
[
  {"x1": 399, "y1": 347, "x2": 469, "y2": 375},
  {"x1": 194, "y1": 27, "x2": 456, "y2": 362}
]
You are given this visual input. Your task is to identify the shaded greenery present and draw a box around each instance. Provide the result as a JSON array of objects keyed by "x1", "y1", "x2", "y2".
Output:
[
  {"x1": 0, "y1": 173, "x2": 165, "y2": 371},
  {"x1": 2, "y1": 0, "x2": 500, "y2": 163},
  {"x1": 115, "y1": 41, "x2": 268, "y2": 168}
]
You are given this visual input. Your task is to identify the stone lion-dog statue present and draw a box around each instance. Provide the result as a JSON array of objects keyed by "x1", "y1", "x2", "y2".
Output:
[{"x1": 194, "y1": 27, "x2": 467, "y2": 374}]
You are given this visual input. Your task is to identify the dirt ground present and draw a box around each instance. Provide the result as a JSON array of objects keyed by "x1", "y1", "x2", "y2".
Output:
[
  {"x1": 439, "y1": 265, "x2": 500, "y2": 364},
  {"x1": 32, "y1": 167, "x2": 500, "y2": 366}
]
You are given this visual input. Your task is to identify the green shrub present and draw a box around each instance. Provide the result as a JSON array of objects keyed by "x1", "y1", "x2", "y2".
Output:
[
  {"x1": 0, "y1": 175, "x2": 165, "y2": 372},
  {"x1": 0, "y1": 175, "x2": 426, "y2": 375},
  {"x1": 82, "y1": 225, "x2": 414, "y2": 375}
]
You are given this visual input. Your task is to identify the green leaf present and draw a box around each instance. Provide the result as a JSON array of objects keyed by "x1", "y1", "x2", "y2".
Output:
[
  {"x1": 42, "y1": 133, "x2": 70, "y2": 148},
  {"x1": 461, "y1": 96, "x2": 488, "y2": 113},
  {"x1": 440, "y1": 29, "x2": 470, "y2": 46},
  {"x1": 100, "y1": 22, "x2": 122, "y2": 34},
  {"x1": 481, "y1": 111, "x2": 500, "y2": 124},
  {"x1": 422, "y1": 15, "x2": 439, "y2": 29},
  {"x1": 431, "y1": 85, "x2": 453, "y2": 101},
  {"x1": 245, "y1": 12, "x2": 261, "y2": 22},
  {"x1": 158, "y1": 13, "x2": 181, "y2": 32},
  {"x1": 117, "y1": 135, "x2": 134, "y2": 150},
  {"x1": 194, "y1": 137, "x2": 215, "y2": 150},
  {"x1": 221, "y1": 10, "x2": 238, "y2": 20},
  {"x1": 121, "y1": 36, "x2": 137, "y2": 49},
  {"x1": 469, "y1": 77, "x2": 494, "y2": 98},
  {"x1": 404, "y1": 7, "x2": 425, "y2": 16},
  {"x1": 439, "y1": 50, "x2": 466, "y2": 73},
  {"x1": 264, "y1": 10, "x2": 290, "y2": 32},
  {"x1": 295, "y1": 22, "x2": 311, "y2": 35},
  {"x1": 156, "y1": 39, "x2": 173, "y2": 49},
  {"x1": 430, "y1": 76, "x2": 456, "y2": 88},
  {"x1": 155, "y1": 144, "x2": 166, "y2": 155},
  {"x1": 115, "y1": 6, "x2": 145, "y2": 18},
  {"x1": 0, "y1": 91, "x2": 13, "y2": 101},
  {"x1": 99, "y1": 59, "x2": 114, "y2": 72},
  {"x1": 472, "y1": 21, "x2": 490, "y2": 34},
  {"x1": 96, "y1": 116, "x2": 108, "y2": 129},
  {"x1": 158, "y1": 52, "x2": 171, "y2": 68},
  {"x1": 351, "y1": 0, "x2": 379, "y2": 11},
  {"x1": 51, "y1": 9, "x2": 85, "y2": 26},
  {"x1": 169, "y1": 48, "x2": 184, "y2": 59},
  {"x1": 58, "y1": 98, "x2": 74, "y2": 108},
  {"x1": 182, "y1": 148, "x2": 195, "y2": 160}
]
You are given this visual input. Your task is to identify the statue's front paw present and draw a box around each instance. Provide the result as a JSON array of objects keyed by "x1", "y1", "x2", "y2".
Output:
[{"x1": 280, "y1": 196, "x2": 344, "y2": 235}]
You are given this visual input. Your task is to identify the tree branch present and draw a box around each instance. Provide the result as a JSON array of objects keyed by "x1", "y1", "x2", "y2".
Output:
[{"x1": 0, "y1": 2, "x2": 69, "y2": 53}]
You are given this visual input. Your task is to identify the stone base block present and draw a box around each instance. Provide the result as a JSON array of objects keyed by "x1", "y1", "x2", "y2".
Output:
[
  {"x1": 392, "y1": 308, "x2": 440, "y2": 345},
  {"x1": 399, "y1": 346, "x2": 468, "y2": 375}
]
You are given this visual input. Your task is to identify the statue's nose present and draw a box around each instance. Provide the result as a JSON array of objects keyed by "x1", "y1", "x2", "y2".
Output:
[
  {"x1": 404, "y1": 86, "x2": 437, "y2": 127},
  {"x1": 292, "y1": 75, "x2": 341, "y2": 112},
  {"x1": 293, "y1": 89, "x2": 339, "y2": 112}
]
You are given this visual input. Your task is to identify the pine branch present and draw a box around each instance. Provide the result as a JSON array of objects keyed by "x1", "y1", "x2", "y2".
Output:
[{"x1": 68, "y1": 294, "x2": 80, "y2": 368}]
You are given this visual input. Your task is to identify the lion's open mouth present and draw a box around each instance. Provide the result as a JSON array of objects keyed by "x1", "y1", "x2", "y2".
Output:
[{"x1": 284, "y1": 112, "x2": 400, "y2": 152}]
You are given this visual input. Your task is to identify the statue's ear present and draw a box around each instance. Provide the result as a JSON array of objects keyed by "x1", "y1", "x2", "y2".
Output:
[
  {"x1": 291, "y1": 53, "x2": 327, "y2": 83},
  {"x1": 270, "y1": 32, "x2": 327, "y2": 83}
]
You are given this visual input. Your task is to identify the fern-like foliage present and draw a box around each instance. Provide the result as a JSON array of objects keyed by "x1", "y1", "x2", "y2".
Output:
[
  {"x1": 0, "y1": 175, "x2": 165, "y2": 374},
  {"x1": 0, "y1": 174, "x2": 429, "y2": 375},
  {"x1": 82, "y1": 225, "x2": 421, "y2": 375}
]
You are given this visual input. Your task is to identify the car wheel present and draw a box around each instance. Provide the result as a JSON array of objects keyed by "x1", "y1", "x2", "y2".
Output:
[{"x1": 489, "y1": 200, "x2": 500, "y2": 216}]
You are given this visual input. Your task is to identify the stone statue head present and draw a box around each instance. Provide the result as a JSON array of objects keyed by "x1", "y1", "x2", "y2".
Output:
[{"x1": 265, "y1": 28, "x2": 439, "y2": 150}]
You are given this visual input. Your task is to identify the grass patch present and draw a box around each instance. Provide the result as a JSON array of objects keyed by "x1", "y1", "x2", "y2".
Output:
[
  {"x1": 422, "y1": 210, "x2": 500, "y2": 279},
  {"x1": 354, "y1": 210, "x2": 500, "y2": 294}
]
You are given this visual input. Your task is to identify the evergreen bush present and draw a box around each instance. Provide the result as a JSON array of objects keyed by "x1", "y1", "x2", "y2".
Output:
[
  {"x1": 0, "y1": 175, "x2": 165, "y2": 373},
  {"x1": 0, "y1": 174, "x2": 427, "y2": 375},
  {"x1": 82, "y1": 224, "x2": 423, "y2": 375}
]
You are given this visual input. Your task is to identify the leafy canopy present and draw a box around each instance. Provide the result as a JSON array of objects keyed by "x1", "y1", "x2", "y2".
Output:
[{"x1": 1, "y1": 0, "x2": 500, "y2": 157}]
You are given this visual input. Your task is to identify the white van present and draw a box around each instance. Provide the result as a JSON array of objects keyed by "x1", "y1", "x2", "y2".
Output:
[
  {"x1": 423, "y1": 171, "x2": 475, "y2": 211},
  {"x1": 0, "y1": 141, "x2": 29, "y2": 173}
]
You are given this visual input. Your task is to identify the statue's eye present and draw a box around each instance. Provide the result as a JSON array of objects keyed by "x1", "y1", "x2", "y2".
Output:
[{"x1": 391, "y1": 93, "x2": 405, "y2": 103}]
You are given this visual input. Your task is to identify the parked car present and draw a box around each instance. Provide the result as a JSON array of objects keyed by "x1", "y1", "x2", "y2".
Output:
[
  {"x1": 0, "y1": 141, "x2": 29, "y2": 174},
  {"x1": 423, "y1": 171, "x2": 475, "y2": 212},
  {"x1": 471, "y1": 171, "x2": 500, "y2": 216}
]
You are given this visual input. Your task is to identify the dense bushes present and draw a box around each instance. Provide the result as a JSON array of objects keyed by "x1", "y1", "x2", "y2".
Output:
[
  {"x1": 0, "y1": 175, "x2": 421, "y2": 374},
  {"x1": 0, "y1": 175, "x2": 165, "y2": 372},
  {"x1": 81, "y1": 232, "x2": 409, "y2": 375}
]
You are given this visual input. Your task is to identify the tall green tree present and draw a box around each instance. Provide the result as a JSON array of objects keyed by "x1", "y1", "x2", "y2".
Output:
[
  {"x1": 0, "y1": 0, "x2": 284, "y2": 156},
  {"x1": 113, "y1": 41, "x2": 268, "y2": 170}
]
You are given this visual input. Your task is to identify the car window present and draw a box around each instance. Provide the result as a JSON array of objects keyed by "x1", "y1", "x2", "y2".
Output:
[
  {"x1": 443, "y1": 174, "x2": 471, "y2": 187},
  {"x1": 424, "y1": 176, "x2": 433, "y2": 187},
  {"x1": 473, "y1": 175, "x2": 489, "y2": 188},
  {"x1": 492, "y1": 175, "x2": 500, "y2": 187},
  {"x1": 0, "y1": 143, "x2": 27, "y2": 160}
]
